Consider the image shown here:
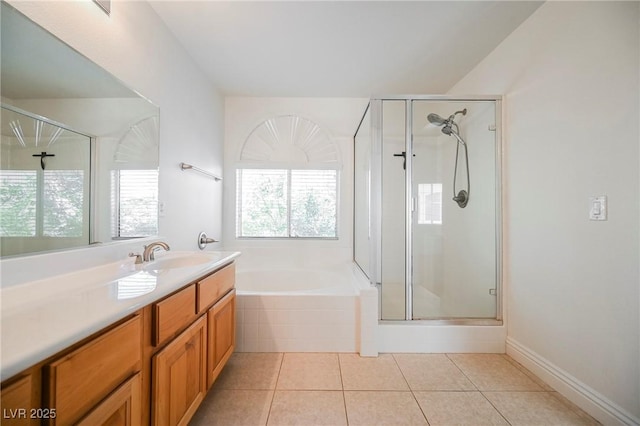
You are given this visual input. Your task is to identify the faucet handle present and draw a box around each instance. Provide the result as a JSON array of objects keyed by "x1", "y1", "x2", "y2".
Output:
[
  {"x1": 198, "y1": 232, "x2": 218, "y2": 250},
  {"x1": 128, "y1": 252, "x2": 143, "y2": 264}
]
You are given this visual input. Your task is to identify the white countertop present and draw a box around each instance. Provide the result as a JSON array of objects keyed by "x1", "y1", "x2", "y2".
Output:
[{"x1": 0, "y1": 250, "x2": 240, "y2": 381}]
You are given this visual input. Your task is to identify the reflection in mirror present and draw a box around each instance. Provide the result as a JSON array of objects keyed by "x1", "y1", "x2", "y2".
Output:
[
  {"x1": 0, "y1": 2, "x2": 159, "y2": 257},
  {"x1": 117, "y1": 272, "x2": 157, "y2": 300},
  {"x1": 1, "y1": 107, "x2": 91, "y2": 256}
]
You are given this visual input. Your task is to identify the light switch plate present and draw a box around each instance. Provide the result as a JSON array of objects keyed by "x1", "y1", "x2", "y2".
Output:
[{"x1": 589, "y1": 195, "x2": 607, "y2": 221}]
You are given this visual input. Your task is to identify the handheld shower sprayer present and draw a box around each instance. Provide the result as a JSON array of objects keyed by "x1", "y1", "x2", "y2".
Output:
[{"x1": 427, "y1": 108, "x2": 470, "y2": 208}]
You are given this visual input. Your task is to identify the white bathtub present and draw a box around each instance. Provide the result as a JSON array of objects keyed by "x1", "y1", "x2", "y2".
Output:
[
  {"x1": 234, "y1": 265, "x2": 377, "y2": 355},
  {"x1": 236, "y1": 269, "x2": 358, "y2": 295}
]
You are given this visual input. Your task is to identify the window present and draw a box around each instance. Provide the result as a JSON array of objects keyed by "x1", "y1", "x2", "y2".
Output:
[
  {"x1": 418, "y1": 183, "x2": 443, "y2": 225},
  {"x1": 43, "y1": 170, "x2": 85, "y2": 237},
  {"x1": 236, "y1": 169, "x2": 338, "y2": 238},
  {"x1": 0, "y1": 169, "x2": 85, "y2": 237},
  {"x1": 111, "y1": 169, "x2": 158, "y2": 238},
  {"x1": 0, "y1": 170, "x2": 37, "y2": 236}
]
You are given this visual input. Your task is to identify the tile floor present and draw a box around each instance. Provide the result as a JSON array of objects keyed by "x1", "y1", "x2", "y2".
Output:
[{"x1": 190, "y1": 352, "x2": 600, "y2": 426}]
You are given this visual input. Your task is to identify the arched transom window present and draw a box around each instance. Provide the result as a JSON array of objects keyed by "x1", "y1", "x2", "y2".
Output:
[{"x1": 236, "y1": 115, "x2": 340, "y2": 239}]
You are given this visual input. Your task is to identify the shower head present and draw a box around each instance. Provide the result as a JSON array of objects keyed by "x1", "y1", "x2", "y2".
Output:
[
  {"x1": 427, "y1": 113, "x2": 447, "y2": 126},
  {"x1": 427, "y1": 109, "x2": 468, "y2": 143}
]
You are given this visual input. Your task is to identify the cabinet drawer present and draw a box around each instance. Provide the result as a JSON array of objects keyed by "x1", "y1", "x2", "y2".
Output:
[
  {"x1": 154, "y1": 284, "x2": 196, "y2": 346},
  {"x1": 197, "y1": 263, "x2": 235, "y2": 313},
  {"x1": 76, "y1": 372, "x2": 141, "y2": 426},
  {"x1": 45, "y1": 315, "x2": 141, "y2": 425}
]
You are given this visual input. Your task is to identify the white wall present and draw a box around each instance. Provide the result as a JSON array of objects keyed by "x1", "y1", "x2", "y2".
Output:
[
  {"x1": 7, "y1": 1, "x2": 225, "y2": 254},
  {"x1": 450, "y1": 2, "x2": 639, "y2": 423},
  {"x1": 223, "y1": 97, "x2": 367, "y2": 270}
]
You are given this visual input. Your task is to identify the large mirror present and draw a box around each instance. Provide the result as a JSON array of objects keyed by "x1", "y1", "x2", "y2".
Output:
[{"x1": 0, "y1": 2, "x2": 159, "y2": 257}]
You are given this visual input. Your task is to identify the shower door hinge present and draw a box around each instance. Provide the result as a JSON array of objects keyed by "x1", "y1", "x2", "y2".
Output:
[
  {"x1": 488, "y1": 124, "x2": 496, "y2": 131},
  {"x1": 489, "y1": 288, "x2": 497, "y2": 296}
]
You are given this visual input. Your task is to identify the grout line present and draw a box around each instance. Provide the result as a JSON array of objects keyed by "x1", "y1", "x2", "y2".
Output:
[
  {"x1": 479, "y1": 390, "x2": 514, "y2": 426},
  {"x1": 502, "y1": 353, "x2": 552, "y2": 391},
  {"x1": 391, "y1": 354, "x2": 431, "y2": 425},
  {"x1": 337, "y1": 353, "x2": 345, "y2": 392},
  {"x1": 263, "y1": 390, "x2": 276, "y2": 426},
  {"x1": 336, "y1": 353, "x2": 350, "y2": 426},
  {"x1": 201, "y1": 352, "x2": 599, "y2": 426},
  {"x1": 390, "y1": 353, "x2": 412, "y2": 390},
  {"x1": 264, "y1": 352, "x2": 285, "y2": 426},
  {"x1": 445, "y1": 353, "x2": 480, "y2": 391},
  {"x1": 273, "y1": 352, "x2": 285, "y2": 390}
]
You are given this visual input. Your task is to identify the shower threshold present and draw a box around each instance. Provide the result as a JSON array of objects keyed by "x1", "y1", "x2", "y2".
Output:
[{"x1": 380, "y1": 318, "x2": 503, "y2": 326}]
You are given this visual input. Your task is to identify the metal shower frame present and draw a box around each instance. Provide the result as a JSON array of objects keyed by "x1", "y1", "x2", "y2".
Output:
[{"x1": 357, "y1": 94, "x2": 503, "y2": 324}]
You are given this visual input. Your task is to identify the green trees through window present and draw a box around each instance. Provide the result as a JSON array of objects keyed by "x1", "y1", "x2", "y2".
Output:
[
  {"x1": 236, "y1": 169, "x2": 338, "y2": 238},
  {"x1": 0, "y1": 170, "x2": 85, "y2": 237}
]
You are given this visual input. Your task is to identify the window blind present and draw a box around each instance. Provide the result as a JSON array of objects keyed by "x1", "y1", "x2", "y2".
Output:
[
  {"x1": 418, "y1": 183, "x2": 443, "y2": 225},
  {"x1": 111, "y1": 169, "x2": 158, "y2": 238},
  {"x1": 0, "y1": 170, "x2": 37, "y2": 236}
]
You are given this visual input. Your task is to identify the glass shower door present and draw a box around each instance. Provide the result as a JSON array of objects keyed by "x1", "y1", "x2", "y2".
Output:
[
  {"x1": 380, "y1": 100, "x2": 407, "y2": 320},
  {"x1": 411, "y1": 100, "x2": 499, "y2": 319}
]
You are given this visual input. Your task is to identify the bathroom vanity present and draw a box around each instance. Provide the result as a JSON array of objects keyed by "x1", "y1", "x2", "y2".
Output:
[{"x1": 0, "y1": 251, "x2": 239, "y2": 426}]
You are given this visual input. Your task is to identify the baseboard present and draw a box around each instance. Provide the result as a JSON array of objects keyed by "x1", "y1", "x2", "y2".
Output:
[{"x1": 506, "y1": 337, "x2": 639, "y2": 426}]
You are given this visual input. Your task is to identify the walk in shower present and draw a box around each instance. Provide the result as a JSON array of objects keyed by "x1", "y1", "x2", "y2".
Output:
[{"x1": 354, "y1": 96, "x2": 502, "y2": 323}]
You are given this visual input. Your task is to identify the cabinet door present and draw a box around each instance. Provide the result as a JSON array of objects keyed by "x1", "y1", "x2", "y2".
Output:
[
  {"x1": 152, "y1": 315, "x2": 207, "y2": 426},
  {"x1": 207, "y1": 289, "x2": 236, "y2": 389},
  {"x1": 76, "y1": 373, "x2": 141, "y2": 426},
  {"x1": 0, "y1": 373, "x2": 39, "y2": 426}
]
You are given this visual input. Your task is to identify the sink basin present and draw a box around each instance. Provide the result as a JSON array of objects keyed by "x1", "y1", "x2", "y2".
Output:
[{"x1": 143, "y1": 253, "x2": 212, "y2": 271}]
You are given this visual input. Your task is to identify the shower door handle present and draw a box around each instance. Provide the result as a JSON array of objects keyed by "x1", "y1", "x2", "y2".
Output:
[{"x1": 393, "y1": 152, "x2": 415, "y2": 170}]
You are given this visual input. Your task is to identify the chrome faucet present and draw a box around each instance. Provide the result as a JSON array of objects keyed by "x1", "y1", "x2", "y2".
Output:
[{"x1": 143, "y1": 241, "x2": 170, "y2": 262}]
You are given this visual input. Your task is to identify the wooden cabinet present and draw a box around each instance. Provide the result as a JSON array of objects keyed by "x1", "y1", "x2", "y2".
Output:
[
  {"x1": 151, "y1": 265, "x2": 236, "y2": 426},
  {"x1": 2, "y1": 261, "x2": 236, "y2": 426},
  {"x1": 45, "y1": 315, "x2": 142, "y2": 425},
  {"x1": 76, "y1": 373, "x2": 141, "y2": 426},
  {"x1": 153, "y1": 284, "x2": 197, "y2": 346},
  {"x1": 197, "y1": 263, "x2": 235, "y2": 313},
  {"x1": 152, "y1": 315, "x2": 207, "y2": 426},
  {"x1": 207, "y1": 289, "x2": 236, "y2": 388},
  {"x1": 0, "y1": 373, "x2": 40, "y2": 426}
]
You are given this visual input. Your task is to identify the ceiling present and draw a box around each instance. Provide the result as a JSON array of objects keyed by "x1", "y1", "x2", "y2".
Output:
[{"x1": 150, "y1": 1, "x2": 543, "y2": 97}]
